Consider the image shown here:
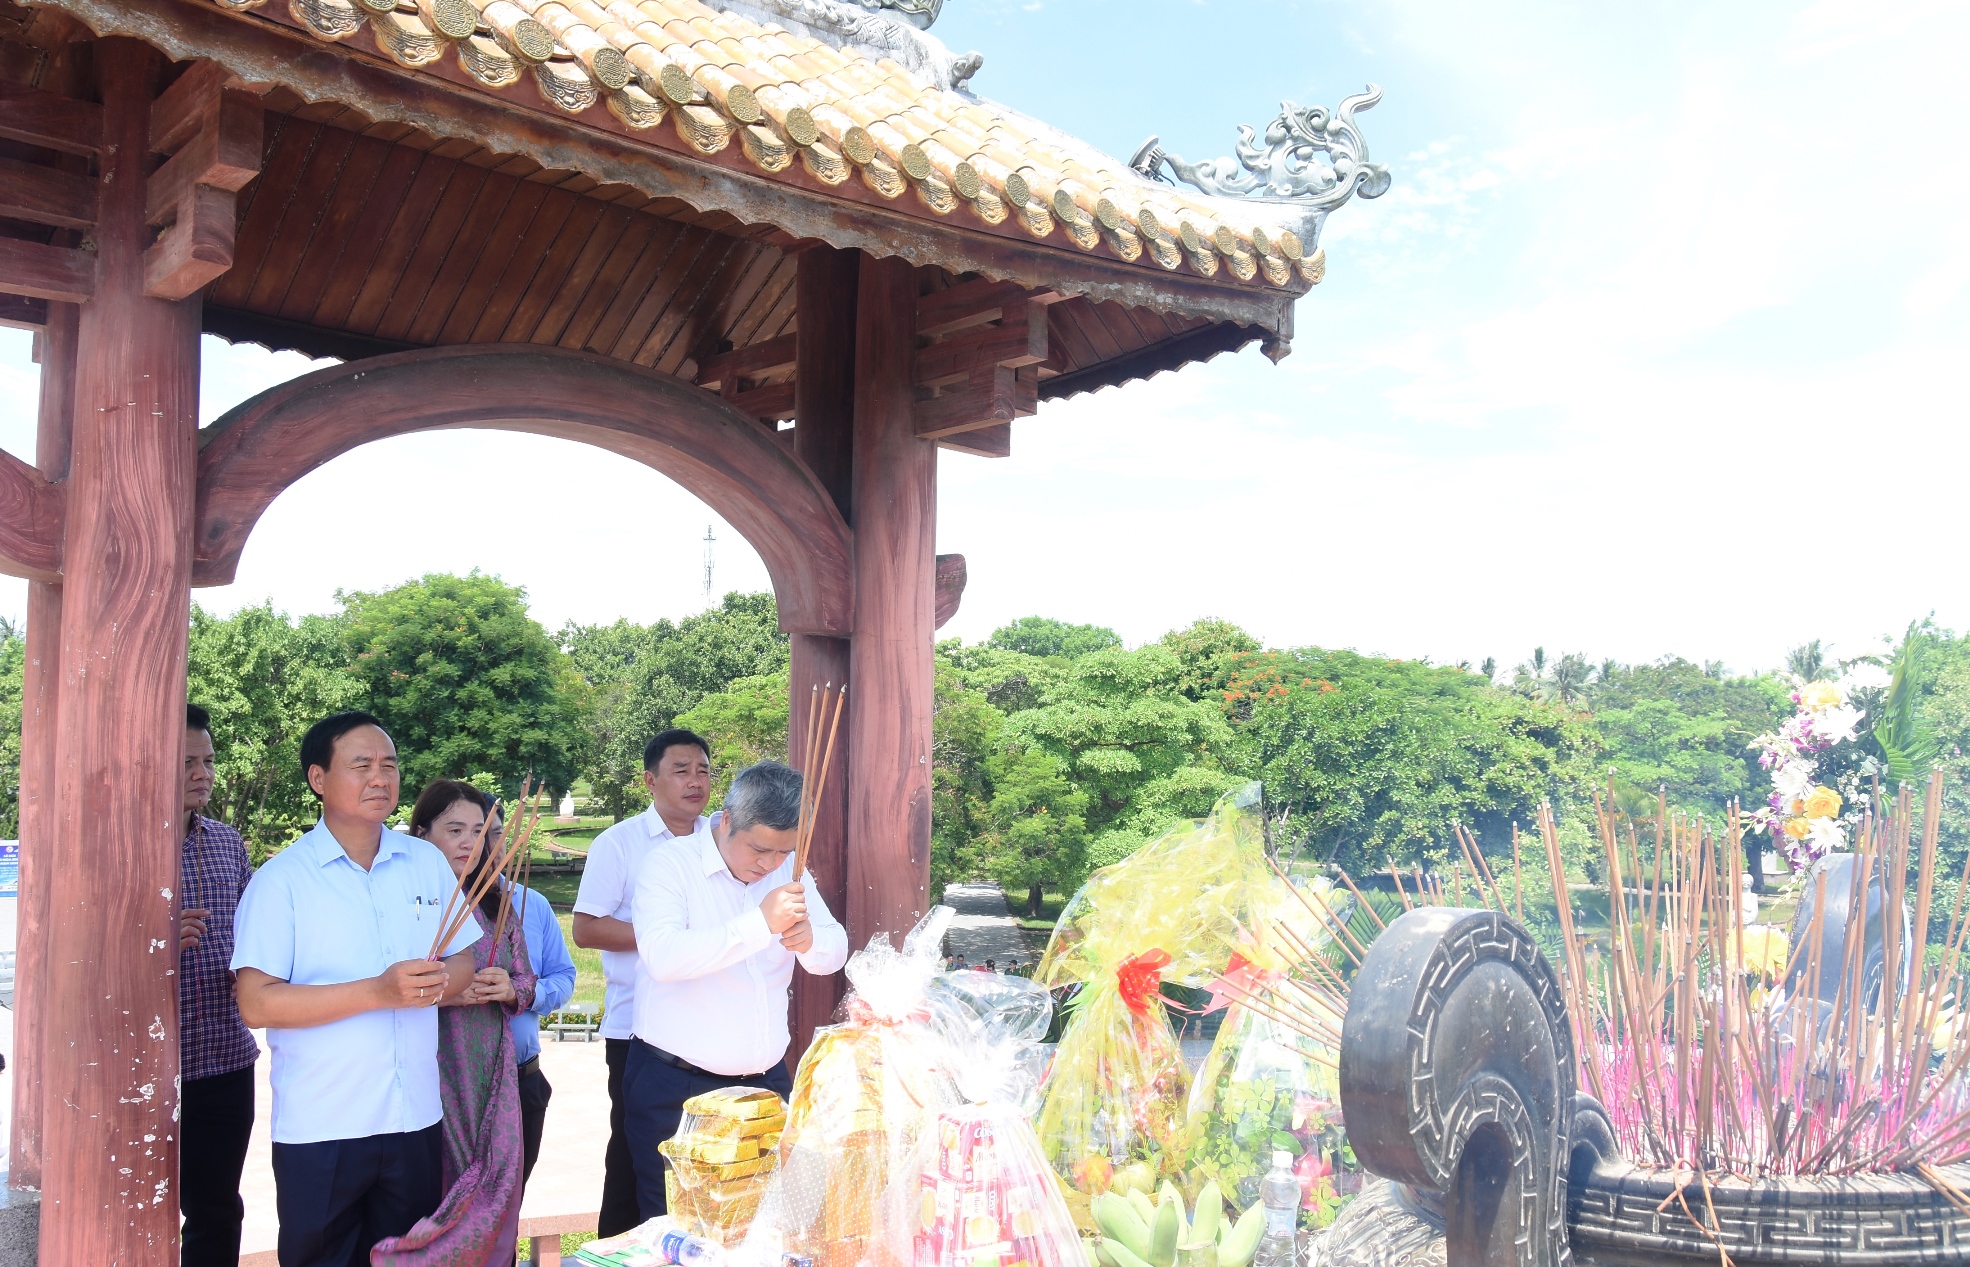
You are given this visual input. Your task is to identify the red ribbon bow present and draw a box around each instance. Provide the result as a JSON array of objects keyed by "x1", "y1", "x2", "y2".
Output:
[{"x1": 1115, "y1": 949, "x2": 1173, "y2": 1015}]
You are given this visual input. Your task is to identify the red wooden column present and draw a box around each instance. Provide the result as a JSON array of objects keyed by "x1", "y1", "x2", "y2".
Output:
[
  {"x1": 789, "y1": 245, "x2": 857, "y2": 1055},
  {"x1": 40, "y1": 39, "x2": 199, "y2": 1259},
  {"x1": 845, "y1": 254, "x2": 935, "y2": 948},
  {"x1": 10, "y1": 299, "x2": 78, "y2": 1191}
]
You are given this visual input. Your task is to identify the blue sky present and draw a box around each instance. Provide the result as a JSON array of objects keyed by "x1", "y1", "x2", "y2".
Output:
[{"x1": 2, "y1": 0, "x2": 1966, "y2": 674}]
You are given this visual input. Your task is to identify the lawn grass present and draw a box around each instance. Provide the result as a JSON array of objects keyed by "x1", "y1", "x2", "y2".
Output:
[
  {"x1": 555, "y1": 911, "x2": 607, "y2": 1014},
  {"x1": 1013, "y1": 890, "x2": 1069, "y2": 933}
]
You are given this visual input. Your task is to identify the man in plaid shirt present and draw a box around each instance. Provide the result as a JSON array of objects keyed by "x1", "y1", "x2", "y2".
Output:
[{"x1": 179, "y1": 703, "x2": 261, "y2": 1267}]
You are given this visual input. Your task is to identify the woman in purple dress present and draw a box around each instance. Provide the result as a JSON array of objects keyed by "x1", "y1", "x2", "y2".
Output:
[{"x1": 375, "y1": 780, "x2": 537, "y2": 1267}]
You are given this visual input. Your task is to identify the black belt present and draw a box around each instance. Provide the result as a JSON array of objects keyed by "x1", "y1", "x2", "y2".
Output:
[
  {"x1": 517, "y1": 1055, "x2": 541, "y2": 1078},
  {"x1": 640, "y1": 1040, "x2": 770, "y2": 1082}
]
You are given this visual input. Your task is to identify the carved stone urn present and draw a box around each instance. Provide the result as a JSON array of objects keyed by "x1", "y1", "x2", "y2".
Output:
[{"x1": 1317, "y1": 906, "x2": 1970, "y2": 1266}]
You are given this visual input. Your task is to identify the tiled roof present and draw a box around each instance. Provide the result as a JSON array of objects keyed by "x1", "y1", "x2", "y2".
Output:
[{"x1": 241, "y1": 0, "x2": 1325, "y2": 290}]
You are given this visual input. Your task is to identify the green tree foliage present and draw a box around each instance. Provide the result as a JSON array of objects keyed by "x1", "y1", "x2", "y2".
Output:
[
  {"x1": 1239, "y1": 650, "x2": 1597, "y2": 873},
  {"x1": 1585, "y1": 658, "x2": 1791, "y2": 821},
  {"x1": 561, "y1": 593, "x2": 789, "y2": 819},
  {"x1": 0, "y1": 618, "x2": 22, "y2": 839},
  {"x1": 675, "y1": 667, "x2": 792, "y2": 798},
  {"x1": 986, "y1": 615, "x2": 1121, "y2": 661},
  {"x1": 339, "y1": 572, "x2": 588, "y2": 800},
  {"x1": 931, "y1": 653, "x2": 1088, "y2": 917},
  {"x1": 1005, "y1": 644, "x2": 1239, "y2": 868},
  {"x1": 187, "y1": 602, "x2": 365, "y2": 861}
]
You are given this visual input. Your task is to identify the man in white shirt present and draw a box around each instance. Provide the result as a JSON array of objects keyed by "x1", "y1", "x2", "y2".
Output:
[
  {"x1": 232, "y1": 712, "x2": 480, "y2": 1267},
  {"x1": 625, "y1": 760, "x2": 849, "y2": 1221},
  {"x1": 571, "y1": 728, "x2": 712, "y2": 1236}
]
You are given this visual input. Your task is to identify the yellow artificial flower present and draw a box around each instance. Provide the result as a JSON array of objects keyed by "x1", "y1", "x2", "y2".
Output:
[
  {"x1": 1802, "y1": 786, "x2": 1843, "y2": 820},
  {"x1": 1738, "y1": 926, "x2": 1790, "y2": 979},
  {"x1": 1784, "y1": 817, "x2": 1812, "y2": 839},
  {"x1": 1799, "y1": 681, "x2": 1844, "y2": 711}
]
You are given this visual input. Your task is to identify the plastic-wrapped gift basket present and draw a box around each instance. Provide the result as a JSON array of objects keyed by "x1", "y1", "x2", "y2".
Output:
[
  {"x1": 888, "y1": 970, "x2": 1088, "y2": 1267},
  {"x1": 739, "y1": 907, "x2": 960, "y2": 1267},
  {"x1": 659, "y1": 1086, "x2": 788, "y2": 1245}
]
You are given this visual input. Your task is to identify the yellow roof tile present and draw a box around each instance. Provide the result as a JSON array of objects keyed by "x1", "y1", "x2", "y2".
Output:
[{"x1": 207, "y1": 0, "x2": 1341, "y2": 290}]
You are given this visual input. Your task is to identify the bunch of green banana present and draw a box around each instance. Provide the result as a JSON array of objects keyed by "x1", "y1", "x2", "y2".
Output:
[{"x1": 1089, "y1": 1178, "x2": 1264, "y2": 1267}]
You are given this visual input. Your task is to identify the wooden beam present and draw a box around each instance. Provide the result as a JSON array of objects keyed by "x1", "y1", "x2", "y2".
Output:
[
  {"x1": 0, "y1": 444, "x2": 65, "y2": 583},
  {"x1": 143, "y1": 75, "x2": 263, "y2": 301},
  {"x1": 729, "y1": 378, "x2": 795, "y2": 421},
  {"x1": 916, "y1": 364, "x2": 1017, "y2": 438},
  {"x1": 0, "y1": 82, "x2": 104, "y2": 156},
  {"x1": 936, "y1": 424, "x2": 1010, "y2": 459},
  {"x1": 794, "y1": 246, "x2": 858, "y2": 521},
  {"x1": 695, "y1": 331, "x2": 797, "y2": 392},
  {"x1": 0, "y1": 157, "x2": 97, "y2": 230},
  {"x1": 914, "y1": 301, "x2": 1047, "y2": 387},
  {"x1": 0, "y1": 293, "x2": 52, "y2": 330},
  {"x1": 0, "y1": 237, "x2": 96, "y2": 304},
  {"x1": 917, "y1": 277, "x2": 1051, "y2": 336}
]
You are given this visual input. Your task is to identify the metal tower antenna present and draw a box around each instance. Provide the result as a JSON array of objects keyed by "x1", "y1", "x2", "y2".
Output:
[{"x1": 701, "y1": 523, "x2": 716, "y2": 609}]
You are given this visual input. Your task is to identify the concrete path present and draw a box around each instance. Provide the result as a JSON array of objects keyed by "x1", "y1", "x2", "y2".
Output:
[{"x1": 939, "y1": 882, "x2": 1036, "y2": 971}]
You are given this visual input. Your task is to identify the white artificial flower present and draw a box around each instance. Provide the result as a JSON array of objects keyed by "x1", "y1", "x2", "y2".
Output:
[
  {"x1": 1837, "y1": 663, "x2": 1891, "y2": 694},
  {"x1": 1815, "y1": 705, "x2": 1864, "y2": 746},
  {"x1": 1807, "y1": 816, "x2": 1846, "y2": 857},
  {"x1": 1773, "y1": 762, "x2": 1816, "y2": 804}
]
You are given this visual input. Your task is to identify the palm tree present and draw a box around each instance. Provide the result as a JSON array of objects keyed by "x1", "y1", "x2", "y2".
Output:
[
  {"x1": 1550, "y1": 653, "x2": 1592, "y2": 705},
  {"x1": 1786, "y1": 640, "x2": 1827, "y2": 682}
]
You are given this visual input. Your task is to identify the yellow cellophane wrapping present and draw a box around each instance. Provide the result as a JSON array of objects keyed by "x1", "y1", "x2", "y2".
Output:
[
  {"x1": 1033, "y1": 784, "x2": 1272, "y2": 1222},
  {"x1": 741, "y1": 908, "x2": 960, "y2": 1267},
  {"x1": 661, "y1": 1088, "x2": 789, "y2": 1245}
]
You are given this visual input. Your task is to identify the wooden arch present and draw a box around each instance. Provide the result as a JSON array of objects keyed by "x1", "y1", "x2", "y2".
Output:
[{"x1": 193, "y1": 344, "x2": 855, "y2": 634}]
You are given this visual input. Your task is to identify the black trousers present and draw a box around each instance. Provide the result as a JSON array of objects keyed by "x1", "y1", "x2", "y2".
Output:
[
  {"x1": 600, "y1": 1038, "x2": 642, "y2": 1238},
  {"x1": 180, "y1": 1065, "x2": 256, "y2": 1267},
  {"x1": 622, "y1": 1040, "x2": 792, "y2": 1224},
  {"x1": 271, "y1": 1123, "x2": 443, "y2": 1267},
  {"x1": 519, "y1": 1059, "x2": 553, "y2": 1188}
]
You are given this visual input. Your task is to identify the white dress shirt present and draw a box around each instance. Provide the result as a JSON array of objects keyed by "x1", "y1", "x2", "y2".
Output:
[
  {"x1": 631, "y1": 829, "x2": 848, "y2": 1075},
  {"x1": 231, "y1": 821, "x2": 481, "y2": 1144},
  {"x1": 573, "y1": 806, "x2": 708, "y2": 1039}
]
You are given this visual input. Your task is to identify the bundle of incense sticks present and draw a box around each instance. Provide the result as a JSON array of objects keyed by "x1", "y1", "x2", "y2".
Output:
[
  {"x1": 490, "y1": 788, "x2": 544, "y2": 952},
  {"x1": 425, "y1": 778, "x2": 542, "y2": 961},
  {"x1": 791, "y1": 682, "x2": 846, "y2": 880}
]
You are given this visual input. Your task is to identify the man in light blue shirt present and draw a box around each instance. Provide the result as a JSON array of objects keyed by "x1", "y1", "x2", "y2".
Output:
[{"x1": 232, "y1": 711, "x2": 481, "y2": 1267}]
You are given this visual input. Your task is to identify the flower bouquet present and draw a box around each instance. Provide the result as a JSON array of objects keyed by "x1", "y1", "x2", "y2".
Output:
[{"x1": 1033, "y1": 785, "x2": 1273, "y2": 1227}]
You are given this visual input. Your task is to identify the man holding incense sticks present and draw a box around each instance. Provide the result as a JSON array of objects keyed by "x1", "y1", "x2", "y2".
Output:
[
  {"x1": 624, "y1": 759, "x2": 849, "y2": 1221},
  {"x1": 232, "y1": 711, "x2": 482, "y2": 1267},
  {"x1": 572, "y1": 727, "x2": 714, "y2": 1236}
]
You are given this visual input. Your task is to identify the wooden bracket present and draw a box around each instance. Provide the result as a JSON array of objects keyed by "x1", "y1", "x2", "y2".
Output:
[
  {"x1": 143, "y1": 62, "x2": 264, "y2": 301},
  {"x1": 912, "y1": 277, "x2": 1061, "y2": 457},
  {"x1": 696, "y1": 331, "x2": 797, "y2": 422}
]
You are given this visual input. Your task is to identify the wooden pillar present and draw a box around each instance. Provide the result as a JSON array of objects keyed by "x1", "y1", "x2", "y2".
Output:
[
  {"x1": 40, "y1": 38, "x2": 200, "y2": 1260},
  {"x1": 10, "y1": 299, "x2": 78, "y2": 1191},
  {"x1": 845, "y1": 254, "x2": 935, "y2": 948},
  {"x1": 788, "y1": 246, "x2": 858, "y2": 1056}
]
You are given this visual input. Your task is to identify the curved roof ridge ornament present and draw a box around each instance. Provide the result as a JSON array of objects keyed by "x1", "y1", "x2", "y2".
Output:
[
  {"x1": 1130, "y1": 85, "x2": 1391, "y2": 209},
  {"x1": 718, "y1": 0, "x2": 981, "y2": 89}
]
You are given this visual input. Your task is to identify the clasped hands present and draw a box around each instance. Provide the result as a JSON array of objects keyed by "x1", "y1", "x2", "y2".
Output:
[
  {"x1": 374, "y1": 958, "x2": 516, "y2": 1008},
  {"x1": 760, "y1": 881, "x2": 814, "y2": 954}
]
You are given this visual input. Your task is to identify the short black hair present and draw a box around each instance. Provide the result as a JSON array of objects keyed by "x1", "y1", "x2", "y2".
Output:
[
  {"x1": 186, "y1": 703, "x2": 211, "y2": 734},
  {"x1": 300, "y1": 711, "x2": 389, "y2": 791},
  {"x1": 644, "y1": 728, "x2": 711, "y2": 771}
]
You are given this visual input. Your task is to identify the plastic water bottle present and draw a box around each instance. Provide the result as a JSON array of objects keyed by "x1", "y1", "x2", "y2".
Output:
[
  {"x1": 1255, "y1": 1150, "x2": 1301, "y2": 1267},
  {"x1": 657, "y1": 1227, "x2": 723, "y2": 1267}
]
